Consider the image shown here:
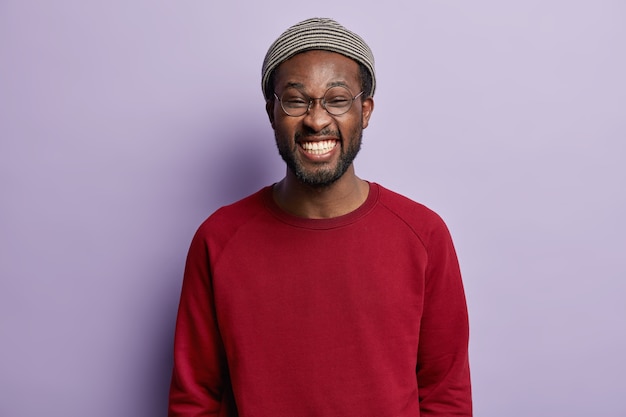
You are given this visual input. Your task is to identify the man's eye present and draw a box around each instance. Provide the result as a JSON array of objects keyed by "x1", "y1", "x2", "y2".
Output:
[
  {"x1": 284, "y1": 98, "x2": 308, "y2": 107},
  {"x1": 326, "y1": 97, "x2": 350, "y2": 107}
]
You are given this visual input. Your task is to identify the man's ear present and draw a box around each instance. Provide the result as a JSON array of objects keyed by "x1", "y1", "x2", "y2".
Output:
[
  {"x1": 361, "y1": 97, "x2": 374, "y2": 129},
  {"x1": 266, "y1": 100, "x2": 276, "y2": 129}
]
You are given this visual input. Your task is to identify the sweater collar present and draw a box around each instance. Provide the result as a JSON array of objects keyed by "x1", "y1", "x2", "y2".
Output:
[{"x1": 263, "y1": 182, "x2": 379, "y2": 230}]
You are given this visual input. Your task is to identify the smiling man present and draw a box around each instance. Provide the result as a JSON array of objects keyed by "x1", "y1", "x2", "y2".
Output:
[{"x1": 169, "y1": 18, "x2": 472, "y2": 417}]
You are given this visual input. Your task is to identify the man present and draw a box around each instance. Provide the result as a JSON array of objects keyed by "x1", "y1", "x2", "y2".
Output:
[{"x1": 169, "y1": 18, "x2": 472, "y2": 416}]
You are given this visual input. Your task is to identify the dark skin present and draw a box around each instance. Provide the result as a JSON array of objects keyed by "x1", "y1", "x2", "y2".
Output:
[{"x1": 266, "y1": 50, "x2": 375, "y2": 219}]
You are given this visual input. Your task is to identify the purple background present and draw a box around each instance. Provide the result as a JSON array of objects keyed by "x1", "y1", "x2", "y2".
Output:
[{"x1": 1, "y1": 1, "x2": 625, "y2": 416}]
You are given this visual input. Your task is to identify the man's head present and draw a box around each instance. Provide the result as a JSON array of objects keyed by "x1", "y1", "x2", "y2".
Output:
[
  {"x1": 262, "y1": 18, "x2": 376, "y2": 187},
  {"x1": 262, "y1": 18, "x2": 376, "y2": 101}
]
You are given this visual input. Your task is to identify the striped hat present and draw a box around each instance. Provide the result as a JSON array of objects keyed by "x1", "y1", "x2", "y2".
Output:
[{"x1": 261, "y1": 17, "x2": 376, "y2": 99}]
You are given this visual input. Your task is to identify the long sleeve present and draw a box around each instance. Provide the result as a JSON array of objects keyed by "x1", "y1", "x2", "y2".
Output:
[
  {"x1": 416, "y1": 220, "x2": 472, "y2": 416},
  {"x1": 168, "y1": 230, "x2": 235, "y2": 417}
]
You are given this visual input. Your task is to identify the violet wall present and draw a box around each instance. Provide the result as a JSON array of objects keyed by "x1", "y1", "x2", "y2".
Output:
[{"x1": 1, "y1": 1, "x2": 625, "y2": 416}]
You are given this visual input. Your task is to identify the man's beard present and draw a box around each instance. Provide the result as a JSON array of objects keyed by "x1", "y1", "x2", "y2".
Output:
[{"x1": 275, "y1": 128, "x2": 362, "y2": 188}]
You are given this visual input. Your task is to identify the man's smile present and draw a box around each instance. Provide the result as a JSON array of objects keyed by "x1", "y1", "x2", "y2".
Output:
[{"x1": 299, "y1": 140, "x2": 338, "y2": 155}]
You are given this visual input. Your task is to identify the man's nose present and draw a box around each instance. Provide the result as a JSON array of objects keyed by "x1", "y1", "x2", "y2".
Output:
[{"x1": 303, "y1": 99, "x2": 332, "y2": 131}]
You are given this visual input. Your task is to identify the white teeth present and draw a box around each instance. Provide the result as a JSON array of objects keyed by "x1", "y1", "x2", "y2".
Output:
[{"x1": 301, "y1": 140, "x2": 337, "y2": 154}]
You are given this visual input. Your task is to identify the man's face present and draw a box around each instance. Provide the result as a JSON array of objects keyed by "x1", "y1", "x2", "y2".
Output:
[{"x1": 267, "y1": 50, "x2": 374, "y2": 187}]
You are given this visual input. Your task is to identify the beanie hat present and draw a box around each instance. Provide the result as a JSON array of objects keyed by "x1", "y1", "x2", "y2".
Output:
[{"x1": 261, "y1": 17, "x2": 376, "y2": 99}]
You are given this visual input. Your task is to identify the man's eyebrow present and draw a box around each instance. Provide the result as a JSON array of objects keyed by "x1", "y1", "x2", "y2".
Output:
[
  {"x1": 285, "y1": 82, "x2": 305, "y2": 89},
  {"x1": 327, "y1": 81, "x2": 349, "y2": 88},
  {"x1": 282, "y1": 80, "x2": 351, "y2": 92}
]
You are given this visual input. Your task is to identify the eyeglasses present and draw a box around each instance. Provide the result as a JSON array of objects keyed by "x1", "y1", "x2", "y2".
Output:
[{"x1": 273, "y1": 86, "x2": 364, "y2": 117}]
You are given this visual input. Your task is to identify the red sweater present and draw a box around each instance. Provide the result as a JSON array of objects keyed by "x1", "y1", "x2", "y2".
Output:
[{"x1": 169, "y1": 183, "x2": 471, "y2": 416}]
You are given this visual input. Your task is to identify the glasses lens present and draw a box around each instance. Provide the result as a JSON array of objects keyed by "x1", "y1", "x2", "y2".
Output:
[
  {"x1": 279, "y1": 89, "x2": 309, "y2": 116},
  {"x1": 277, "y1": 86, "x2": 358, "y2": 117},
  {"x1": 323, "y1": 86, "x2": 354, "y2": 116}
]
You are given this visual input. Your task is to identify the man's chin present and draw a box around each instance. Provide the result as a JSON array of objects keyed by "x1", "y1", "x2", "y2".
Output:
[
  {"x1": 278, "y1": 144, "x2": 356, "y2": 187},
  {"x1": 293, "y1": 168, "x2": 342, "y2": 188}
]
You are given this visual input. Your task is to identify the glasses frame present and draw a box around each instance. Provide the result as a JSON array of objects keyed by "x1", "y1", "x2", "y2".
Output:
[{"x1": 273, "y1": 86, "x2": 365, "y2": 117}]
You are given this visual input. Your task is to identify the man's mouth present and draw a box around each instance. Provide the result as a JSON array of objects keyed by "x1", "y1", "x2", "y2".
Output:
[{"x1": 300, "y1": 140, "x2": 338, "y2": 155}]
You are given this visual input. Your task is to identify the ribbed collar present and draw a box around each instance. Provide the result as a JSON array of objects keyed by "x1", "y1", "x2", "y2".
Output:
[{"x1": 262, "y1": 182, "x2": 379, "y2": 230}]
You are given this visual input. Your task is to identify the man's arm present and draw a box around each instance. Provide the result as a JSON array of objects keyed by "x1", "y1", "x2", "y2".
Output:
[
  {"x1": 168, "y1": 231, "x2": 231, "y2": 417},
  {"x1": 416, "y1": 220, "x2": 472, "y2": 416}
]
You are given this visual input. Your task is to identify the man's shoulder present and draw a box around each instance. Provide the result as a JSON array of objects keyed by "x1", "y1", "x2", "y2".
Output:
[
  {"x1": 373, "y1": 183, "x2": 451, "y2": 239},
  {"x1": 196, "y1": 186, "x2": 271, "y2": 239},
  {"x1": 375, "y1": 183, "x2": 442, "y2": 222}
]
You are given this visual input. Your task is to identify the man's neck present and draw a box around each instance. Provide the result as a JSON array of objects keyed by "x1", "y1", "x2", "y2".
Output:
[{"x1": 272, "y1": 166, "x2": 370, "y2": 219}]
